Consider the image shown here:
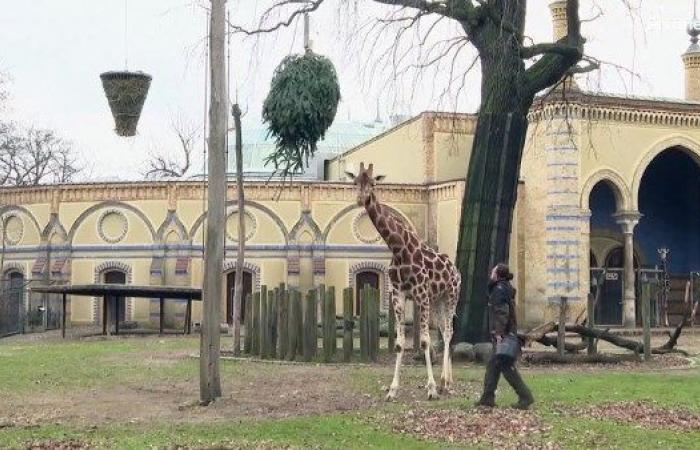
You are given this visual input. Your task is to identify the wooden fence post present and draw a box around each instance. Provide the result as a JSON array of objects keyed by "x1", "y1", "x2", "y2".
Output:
[
  {"x1": 642, "y1": 278, "x2": 652, "y2": 362},
  {"x1": 359, "y1": 285, "x2": 368, "y2": 362},
  {"x1": 251, "y1": 291, "x2": 260, "y2": 356},
  {"x1": 318, "y1": 283, "x2": 325, "y2": 354},
  {"x1": 368, "y1": 288, "x2": 379, "y2": 362},
  {"x1": 243, "y1": 293, "x2": 252, "y2": 354},
  {"x1": 287, "y1": 290, "x2": 299, "y2": 361},
  {"x1": 303, "y1": 289, "x2": 316, "y2": 362},
  {"x1": 586, "y1": 292, "x2": 596, "y2": 355},
  {"x1": 343, "y1": 287, "x2": 353, "y2": 362},
  {"x1": 558, "y1": 296, "x2": 567, "y2": 358},
  {"x1": 260, "y1": 285, "x2": 268, "y2": 359},
  {"x1": 268, "y1": 288, "x2": 278, "y2": 359},
  {"x1": 295, "y1": 290, "x2": 304, "y2": 358},
  {"x1": 323, "y1": 286, "x2": 336, "y2": 362},
  {"x1": 277, "y1": 284, "x2": 287, "y2": 360},
  {"x1": 387, "y1": 296, "x2": 396, "y2": 353}
]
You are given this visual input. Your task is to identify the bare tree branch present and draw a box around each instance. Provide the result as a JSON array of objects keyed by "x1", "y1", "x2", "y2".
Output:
[{"x1": 144, "y1": 116, "x2": 199, "y2": 179}]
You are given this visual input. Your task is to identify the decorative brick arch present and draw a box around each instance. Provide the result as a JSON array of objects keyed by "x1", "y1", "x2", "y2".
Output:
[
  {"x1": 93, "y1": 261, "x2": 133, "y2": 323},
  {"x1": 2, "y1": 262, "x2": 26, "y2": 277},
  {"x1": 631, "y1": 136, "x2": 700, "y2": 210},
  {"x1": 580, "y1": 168, "x2": 631, "y2": 212},
  {"x1": 349, "y1": 261, "x2": 390, "y2": 310},
  {"x1": 222, "y1": 260, "x2": 261, "y2": 292}
]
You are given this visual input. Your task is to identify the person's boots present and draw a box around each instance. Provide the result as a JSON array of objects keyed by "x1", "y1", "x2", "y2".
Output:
[
  {"x1": 502, "y1": 365, "x2": 534, "y2": 410},
  {"x1": 474, "y1": 357, "x2": 500, "y2": 407}
]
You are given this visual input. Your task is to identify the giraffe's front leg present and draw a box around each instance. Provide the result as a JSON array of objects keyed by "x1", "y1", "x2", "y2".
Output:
[
  {"x1": 386, "y1": 287, "x2": 405, "y2": 402},
  {"x1": 418, "y1": 294, "x2": 439, "y2": 400}
]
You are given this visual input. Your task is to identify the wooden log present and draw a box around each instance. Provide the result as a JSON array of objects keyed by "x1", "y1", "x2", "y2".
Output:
[
  {"x1": 252, "y1": 291, "x2": 260, "y2": 356},
  {"x1": 260, "y1": 285, "x2": 268, "y2": 359},
  {"x1": 558, "y1": 297, "x2": 567, "y2": 359},
  {"x1": 343, "y1": 287, "x2": 353, "y2": 362},
  {"x1": 243, "y1": 293, "x2": 252, "y2": 354},
  {"x1": 303, "y1": 289, "x2": 316, "y2": 362},
  {"x1": 387, "y1": 296, "x2": 395, "y2": 353},
  {"x1": 642, "y1": 281, "x2": 652, "y2": 362}
]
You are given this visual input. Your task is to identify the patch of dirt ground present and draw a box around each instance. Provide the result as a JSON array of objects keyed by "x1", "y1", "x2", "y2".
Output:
[
  {"x1": 0, "y1": 363, "x2": 377, "y2": 429},
  {"x1": 568, "y1": 401, "x2": 700, "y2": 431},
  {"x1": 390, "y1": 408, "x2": 560, "y2": 450}
]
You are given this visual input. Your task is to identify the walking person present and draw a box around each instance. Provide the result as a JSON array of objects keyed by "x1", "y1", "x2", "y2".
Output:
[{"x1": 475, "y1": 263, "x2": 534, "y2": 409}]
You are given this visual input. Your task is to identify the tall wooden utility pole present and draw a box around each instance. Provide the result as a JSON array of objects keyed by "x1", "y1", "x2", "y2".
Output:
[
  {"x1": 200, "y1": 0, "x2": 227, "y2": 405},
  {"x1": 231, "y1": 103, "x2": 244, "y2": 355}
]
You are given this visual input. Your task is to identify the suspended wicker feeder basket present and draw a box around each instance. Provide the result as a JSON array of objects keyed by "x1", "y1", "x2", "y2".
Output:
[{"x1": 99, "y1": 71, "x2": 152, "y2": 137}]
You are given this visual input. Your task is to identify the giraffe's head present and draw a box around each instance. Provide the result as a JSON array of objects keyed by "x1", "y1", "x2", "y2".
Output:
[{"x1": 345, "y1": 162, "x2": 385, "y2": 206}]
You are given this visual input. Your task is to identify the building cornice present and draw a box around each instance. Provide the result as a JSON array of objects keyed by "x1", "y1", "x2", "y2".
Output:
[
  {"x1": 0, "y1": 179, "x2": 463, "y2": 206},
  {"x1": 529, "y1": 90, "x2": 700, "y2": 127}
]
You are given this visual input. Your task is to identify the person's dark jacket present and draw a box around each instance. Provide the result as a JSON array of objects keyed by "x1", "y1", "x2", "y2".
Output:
[{"x1": 487, "y1": 279, "x2": 517, "y2": 336}]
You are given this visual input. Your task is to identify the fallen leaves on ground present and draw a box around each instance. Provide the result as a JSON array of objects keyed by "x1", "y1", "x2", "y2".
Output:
[
  {"x1": 570, "y1": 401, "x2": 700, "y2": 431},
  {"x1": 391, "y1": 408, "x2": 560, "y2": 449},
  {"x1": 520, "y1": 353, "x2": 690, "y2": 372},
  {"x1": 25, "y1": 441, "x2": 89, "y2": 450}
]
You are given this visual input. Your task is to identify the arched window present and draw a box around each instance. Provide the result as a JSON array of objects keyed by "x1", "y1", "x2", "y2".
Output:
[{"x1": 355, "y1": 270, "x2": 380, "y2": 315}]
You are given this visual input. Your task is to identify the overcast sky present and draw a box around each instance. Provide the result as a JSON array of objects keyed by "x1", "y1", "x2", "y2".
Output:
[{"x1": 0, "y1": 1, "x2": 696, "y2": 180}]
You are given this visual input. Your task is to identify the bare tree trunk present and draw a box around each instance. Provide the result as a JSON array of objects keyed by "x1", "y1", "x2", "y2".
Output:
[
  {"x1": 200, "y1": 0, "x2": 226, "y2": 405},
  {"x1": 231, "y1": 104, "x2": 244, "y2": 356}
]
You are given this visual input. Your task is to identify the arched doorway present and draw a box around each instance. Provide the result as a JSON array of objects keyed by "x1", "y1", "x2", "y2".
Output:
[
  {"x1": 355, "y1": 271, "x2": 380, "y2": 315},
  {"x1": 226, "y1": 271, "x2": 252, "y2": 325},
  {"x1": 1, "y1": 271, "x2": 25, "y2": 336},
  {"x1": 636, "y1": 148, "x2": 700, "y2": 325},
  {"x1": 103, "y1": 270, "x2": 126, "y2": 324}
]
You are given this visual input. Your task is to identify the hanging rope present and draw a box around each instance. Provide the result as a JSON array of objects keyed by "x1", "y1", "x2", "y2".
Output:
[
  {"x1": 124, "y1": 0, "x2": 129, "y2": 70},
  {"x1": 201, "y1": 10, "x2": 210, "y2": 259}
]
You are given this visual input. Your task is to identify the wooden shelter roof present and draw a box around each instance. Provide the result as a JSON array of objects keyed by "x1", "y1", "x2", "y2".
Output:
[{"x1": 31, "y1": 284, "x2": 202, "y2": 300}]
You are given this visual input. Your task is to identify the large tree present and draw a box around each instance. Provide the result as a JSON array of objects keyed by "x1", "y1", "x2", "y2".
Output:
[{"x1": 237, "y1": 0, "x2": 592, "y2": 342}]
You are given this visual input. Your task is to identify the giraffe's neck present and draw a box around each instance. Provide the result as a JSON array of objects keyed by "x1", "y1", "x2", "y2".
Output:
[{"x1": 365, "y1": 193, "x2": 410, "y2": 256}]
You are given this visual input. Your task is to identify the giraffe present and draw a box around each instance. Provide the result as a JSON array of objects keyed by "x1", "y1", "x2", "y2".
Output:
[{"x1": 346, "y1": 163, "x2": 461, "y2": 401}]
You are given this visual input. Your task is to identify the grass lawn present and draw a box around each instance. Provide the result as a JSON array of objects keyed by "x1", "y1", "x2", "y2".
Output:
[{"x1": 0, "y1": 335, "x2": 699, "y2": 449}]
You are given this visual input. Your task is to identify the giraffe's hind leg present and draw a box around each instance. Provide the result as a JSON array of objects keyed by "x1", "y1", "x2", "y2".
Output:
[
  {"x1": 386, "y1": 286, "x2": 406, "y2": 401},
  {"x1": 437, "y1": 298, "x2": 454, "y2": 395},
  {"x1": 417, "y1": 291, "x2": 439, "y2": 400}
]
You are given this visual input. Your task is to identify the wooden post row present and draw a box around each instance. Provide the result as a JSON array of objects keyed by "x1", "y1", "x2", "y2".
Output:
[{"x1": 343, "y1": 287, "x2": 354, "y2": 362}]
